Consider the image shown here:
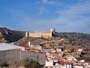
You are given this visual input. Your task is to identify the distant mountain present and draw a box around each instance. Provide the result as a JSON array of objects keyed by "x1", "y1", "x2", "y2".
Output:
[
  {"x1": 0, "y1": 27, "x2": 25, "y2": 43},
  {"x1": 55, "y1": 32, "x2": 90, "y2": 46},
  {"x1": 0, "y1": 27, "x2": 90, "y2": 46}
]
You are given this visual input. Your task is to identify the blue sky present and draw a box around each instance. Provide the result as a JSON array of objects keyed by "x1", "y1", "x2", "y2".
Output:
[{"x1": 0, "y1": 0, "x2": 90, "y2": 33}]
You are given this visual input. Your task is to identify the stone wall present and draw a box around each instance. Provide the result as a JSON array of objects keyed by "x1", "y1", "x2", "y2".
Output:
[
  {"x1": 25, "y1": 28, "x2": 55, "y2": 38},
  {"x1": 0, "y1": 51, "x2": 6, "y2": 65},
  {"x1": 28, "y1": 32, "x2": 52, "y2": 38},
  {"x1": 0, "y1": 49, "x2": 20, "y2": 65},
  {"x1": 0, "y1": 49, "x2": 46, "y2": 66},
  {"x1": 20, "y1": 51, "x2": 46, "y2": 65}
]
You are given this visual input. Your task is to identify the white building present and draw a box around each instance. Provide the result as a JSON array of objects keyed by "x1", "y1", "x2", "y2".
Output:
[
  {"x1": 45, "y1": 60, "x2": 54, "y2": 68},
  {"x1": 78, "y1": 49, "x2": 83, "y2": 52},
  {"x1": 28, "y1": 41, "x2": 42, "y2": 50},
  {"x1": 0, "y1": 43, "x2": 25, "y2": 51},
  {"x1": 74, "y1": 65, "x2": 84, "y2": 68},
  {"x1": 85, "y1": 65, "x2": 90, "y2": 68},
  {"x1": 66, "y1": 54, "x2": 77, "y2": 61}
]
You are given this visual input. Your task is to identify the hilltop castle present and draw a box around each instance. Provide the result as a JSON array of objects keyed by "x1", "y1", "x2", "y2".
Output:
[{"x1": 25, "y1": 28, "x2": 55, "y2": 38}]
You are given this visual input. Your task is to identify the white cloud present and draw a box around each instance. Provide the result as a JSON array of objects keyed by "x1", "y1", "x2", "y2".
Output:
[
  {"x1": 38, "y1": 7, "x2": 46, "y2": 15},
  {"x1": 40, "y1": 0, "x2": 61, "y2": 5},
  {"x1": 55, "y1": 1, "x2": 90, "y2": 17},
  {"x1": 42, "y1": 0, "x2": 48, "y2": 4}
]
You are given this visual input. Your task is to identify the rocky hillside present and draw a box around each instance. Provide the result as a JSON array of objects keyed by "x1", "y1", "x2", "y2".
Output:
[
  {"x1": 0, "y1": 27, "x2": 90, "y2": 62},
  {"x1": 0, "y1": 27, "x2": 90, "y2": 46},
  {"x1": 0, "y1": 27, "x2": 25, "y2": 43},
  {"x1": 55, "y1": 32, "x2": 90, "y2": 46},
  {"x1": 0, "y1": 27, "x2": 90, "y2": 45}
]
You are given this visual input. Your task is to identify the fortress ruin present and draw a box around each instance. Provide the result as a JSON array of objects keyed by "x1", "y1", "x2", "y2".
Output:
[{"x1": 25, "y1": 28, "x2": 55, "y2": 38}]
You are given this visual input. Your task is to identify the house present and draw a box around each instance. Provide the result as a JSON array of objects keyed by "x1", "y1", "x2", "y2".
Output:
[
  {"x1": 28, "y1": 41, "x2": 42, "y2": 50},
  {"x1": 78, "y1": 49, "x2": 83, "y2": 52},
  {"x1": 63, "y1": 62, "x2": 73, "y2": 68},
  {"x1": 44, "y1": 60, "x2": 54, "y2": 68},
  {"x1": 18, "y1": 66, "x2": 26, "y2": 68},
  {"x1": 85, "y1": 65, "x2": 90, "y2": 68},
  {"x1": 74, "y1": 65, "x2": 84, "y2": 68},
  {"x1": 54, "y1": 63, "x2": 60, "y2": 68},
  {"x1": 65, "y1": 54, "x2": 77, "y2": 61},
  {"x1": 56, "y1": 48, "x2": 63, "y2": 54},
  {"x1": 80, "y1": 60, "x2": 85, "y2": 63},
  {"x1": 77, "y1": 48, "x2": 83, "y2": 55}
]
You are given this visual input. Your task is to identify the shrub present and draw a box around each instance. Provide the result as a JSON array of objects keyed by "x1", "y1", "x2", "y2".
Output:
[{"x1": 16, "y1": 58, "x2": 43, "y2": 68}]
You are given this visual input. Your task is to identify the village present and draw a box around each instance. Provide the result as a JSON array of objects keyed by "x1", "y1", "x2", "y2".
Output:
[{"x1": 0, "y1": 28, "x2": 90, "y2": 68}]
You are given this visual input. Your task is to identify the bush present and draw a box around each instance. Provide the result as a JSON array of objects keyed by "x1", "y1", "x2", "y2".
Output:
[{"x1": 16, "y1": 58, "x2": 43, "y2": 68}]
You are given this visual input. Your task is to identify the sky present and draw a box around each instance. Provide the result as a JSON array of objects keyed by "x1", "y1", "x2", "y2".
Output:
[{"x1": 0, "y1": 0, "x2": 90, "y2": 33}]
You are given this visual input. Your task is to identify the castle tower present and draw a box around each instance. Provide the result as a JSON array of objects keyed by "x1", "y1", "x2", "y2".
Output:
[
  {"x1": 50, "y1": 28, "x2": 55, "y2": 37},
  {"x1": 50, "y1": 28, "x2": 55, "y2": 33},
  {"x1": 25, "y1": 32, "x2": 29, "y2": 37}
]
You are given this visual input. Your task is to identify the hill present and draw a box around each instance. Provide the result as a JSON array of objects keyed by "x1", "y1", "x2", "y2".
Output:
[
  {"x1": 0, "y1": 27, "x2": 25, "y2": 43},
  {"x1": 0, "y1": 27, "x2": 90, "y2": 45},
  {"x1": 55, "y1": 32, "x2": 90, "y2": 46},
  {"x1": 0, "y1": 27, "x2": 90, "y2": 62}
]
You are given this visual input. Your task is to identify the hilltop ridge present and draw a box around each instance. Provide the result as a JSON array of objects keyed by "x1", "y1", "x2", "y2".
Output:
[
  {"x1": 0, "y1": 27, "x2": 90, "y2": 46},
  {"x1": 0, "y1": 27, "x2": 25, "y2": 42}
]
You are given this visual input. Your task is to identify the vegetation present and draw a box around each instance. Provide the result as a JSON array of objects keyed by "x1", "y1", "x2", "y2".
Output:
[
  {"x1": 0, "y1": 63, "x2": 9, "y2": 68},
  {"x1": 16, "y1": 58, "x2": 43, "y2": 68}
]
